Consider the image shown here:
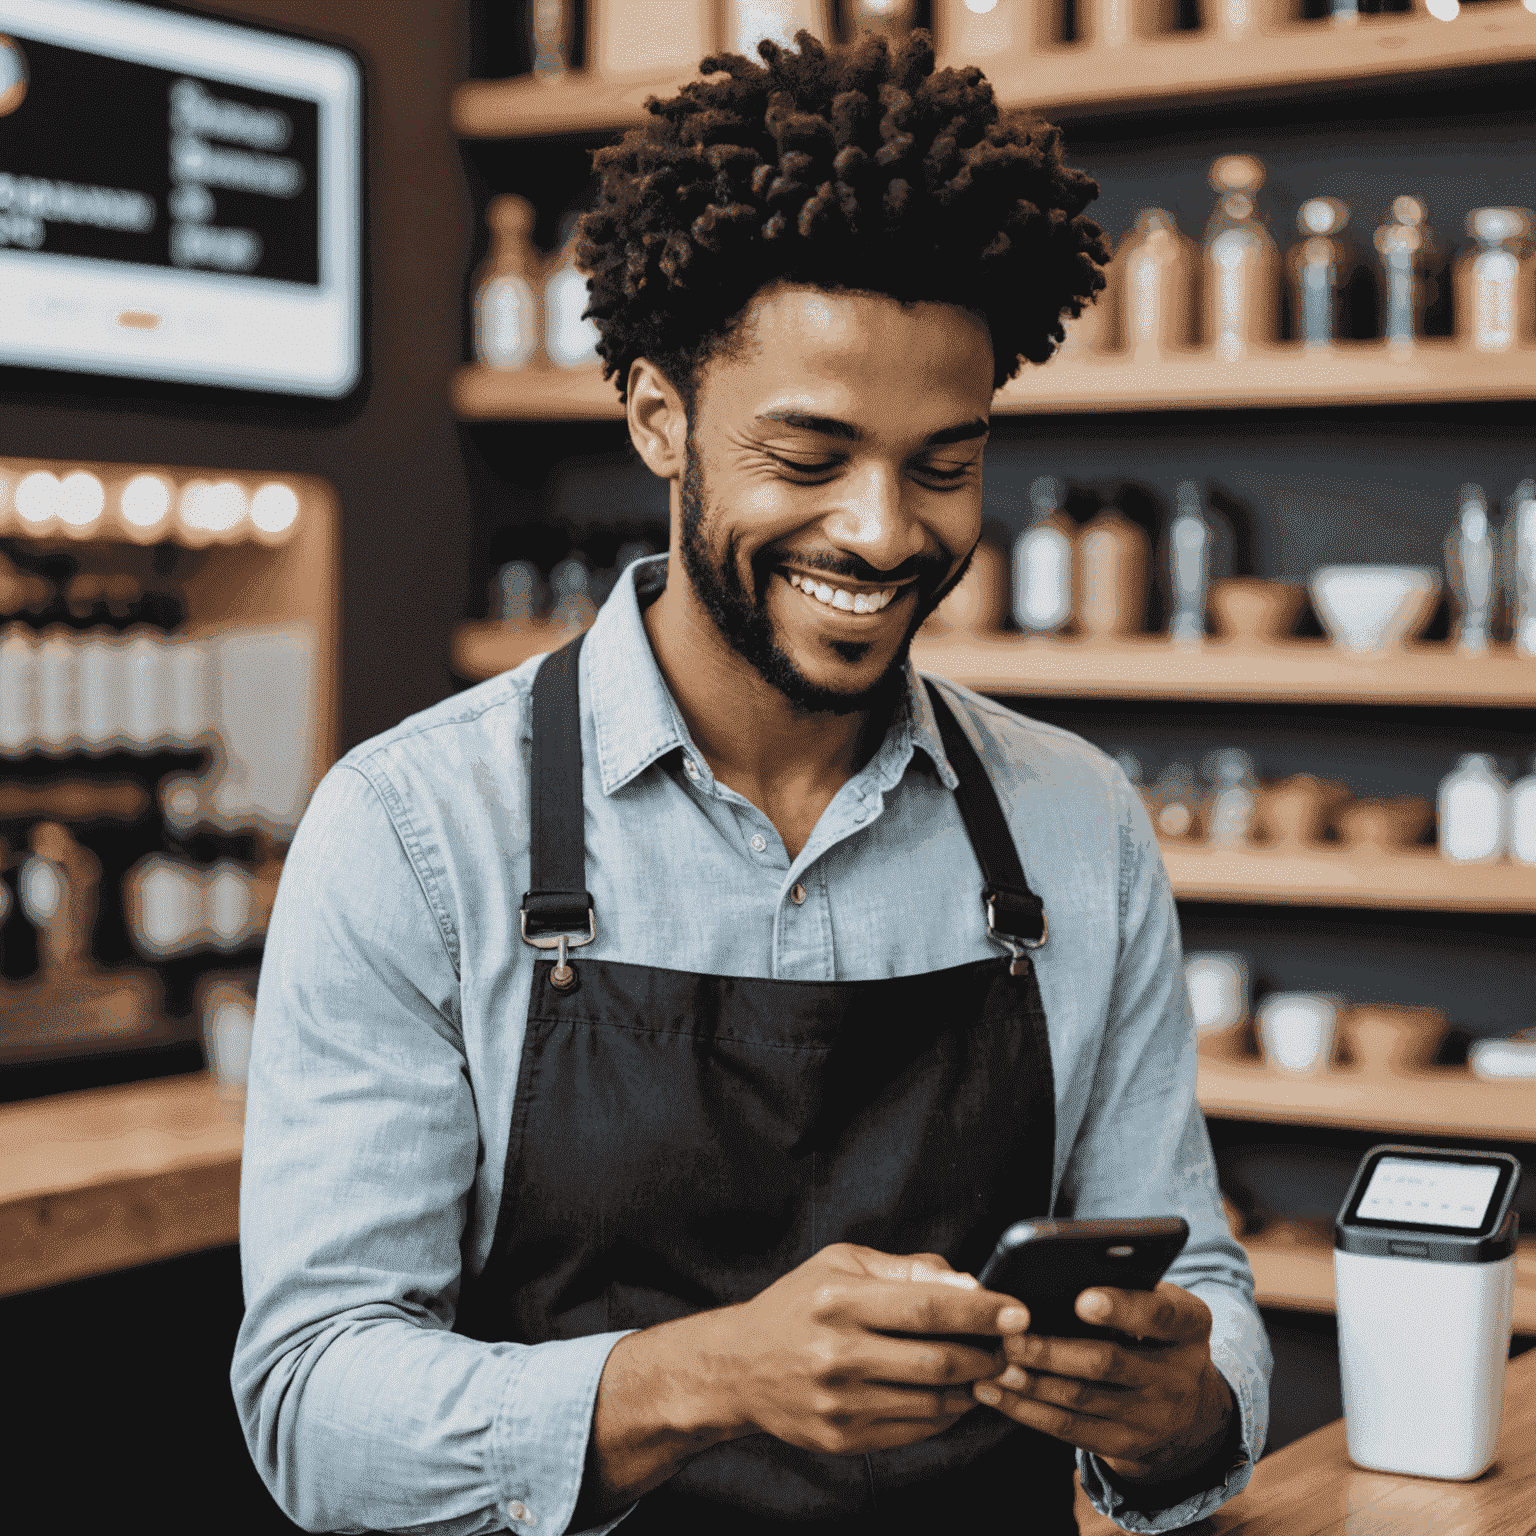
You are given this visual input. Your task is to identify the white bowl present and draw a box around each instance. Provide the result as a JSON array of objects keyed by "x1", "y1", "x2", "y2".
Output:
[
  {"x1": 1308, "y1": 566, "x2": 1441, "y2": 653},
  {"x1": 1256, "y1": 992, "x2": 1342, "y2": 1074}
]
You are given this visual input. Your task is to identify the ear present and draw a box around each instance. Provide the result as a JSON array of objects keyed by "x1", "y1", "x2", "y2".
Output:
[{"x1": 626, "y1": 358, "x2": 689, "y2": 480}]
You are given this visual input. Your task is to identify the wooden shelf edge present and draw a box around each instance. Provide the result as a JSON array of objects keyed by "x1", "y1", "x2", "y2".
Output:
[
  {"x1": 1244, "y1": 1232, "x2": 1536, "y2": 1334},
  {"x1": 453, "y1": 13, "x2": 1536, "y2": 138},
  {"x1": 1197, "y1": 1058, "x2": 1536, "y2": 1141}
]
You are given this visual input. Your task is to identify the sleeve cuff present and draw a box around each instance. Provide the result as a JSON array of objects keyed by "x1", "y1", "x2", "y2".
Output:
[
  {"x1": 489, "y1": 1330, "x2": 642, "y2": 1536},
  {"x1": 1076, "y1": 1364, "x2": 1259, "y2": 1534}
]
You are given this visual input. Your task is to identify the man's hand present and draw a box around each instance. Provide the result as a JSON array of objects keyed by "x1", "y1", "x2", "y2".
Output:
[
  {"x1": 719, "y1": 1242, "x2": 1019, "y2": 1456},
  {"x1": 969, "y1": 1281, "x2": 1236, "y2": 1486}
]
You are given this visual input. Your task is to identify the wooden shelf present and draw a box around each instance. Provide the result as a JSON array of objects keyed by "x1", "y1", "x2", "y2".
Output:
[
  {"x1": 0, "y1": 1072, "x2": 242, "y2": 1297},
  {"x1": 1161, "y1": 844, "x2": 1536, "y2": 914},
  {"x1": 909, "y1": 633, "x2": 1536, "y2": 707},
  {"x1": 454, "y1": 622, "x2": 1536, "y2": 707},
  {"x1": 453, "y1": 11, "x2": 1536, "y2": 139},
  {"x1": 455, "y1": 344, "x2": 1536, "y2": 422},
  {"x1": 1197, "y1": 1057, "x2": 1536, "y2": 1141},
  {"x1": 1243, "y1": 1230, "x2": 1536, "y2": 1333}
]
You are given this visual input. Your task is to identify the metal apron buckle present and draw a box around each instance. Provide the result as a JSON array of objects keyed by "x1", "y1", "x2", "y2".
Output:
[
  {"x1": 986, "y1": 894, "x2": 1047, "y2": 976},
  {"x1": 520, "y1": 907, "x2": 596, "y2": 991}
]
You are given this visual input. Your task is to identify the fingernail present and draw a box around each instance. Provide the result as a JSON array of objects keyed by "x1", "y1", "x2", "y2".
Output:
[
  {"x1": 975, "y1": 1384, "x2": 1002, "y2": 1406},
  {"x1": 1001, "y1": 1366, "x2": 1026, "y2": 1390},
  {"x1": 997, "y1": 1306, "x2": 1029, "y2": 1330},
  {"x1": 1081, "y1": 1291, "x2": 1109, "y2": 1316}
]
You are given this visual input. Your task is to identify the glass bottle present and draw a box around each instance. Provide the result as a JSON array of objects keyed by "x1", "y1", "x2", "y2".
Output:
[
  {"x1": 1203, "y1": 747, "x2": 1258, "y2": 849},
  {"x1": 1437, "y1": 753, "x2": 1508, "y2": 865},
  {"x1": 1445, "y1": 483, "x2": 1497, "y2": 654},
  {"x1": 1506, "y1": 478, "x2": 1536, "y2": 657},
  {"x1": 491, "y1": 560, "x2": 545, "y2": 627},
  {"x1": 1375, "y1": 196, "x2": 1440, "y2": 355},
  {"x1": 1202, "y1": 155, "x2": 1279, "y2": 362},
  {"x1": 1075, "y1": 500, "x2": 1149, "y2": 638},
  {"x1": 1509, "y1": 754, "x2": 1536, "y2": 867},
  {"x1": 726, "y1": 1, "x2": 832, "y2": 53},
  {"x1": 544, "y1": 211, "x2": 602, "y2": 371},
  {"x1": 1012, "y1": 476, "x2": 1075, "y2": 636},
  {"x1": 1167, "y1": 480, "x2": 1214, "y2": 645},
  {"x1": 1288, "y1": 196, "x2": 1358, "y2": 350},
  {"x1": 1120, "y1": 209, "x2": 1197, "y2": 363},
  {"x1": 1456, "y1": 208, "x2": 1534, "y2": 355},
  {"x1": 473, "y1": 195, "x2": 542, "y2": 371},
  {"x1": 842, "y1": 0, "x2": 917, "y2": 44},
  {"x1": 549, "y1": 555, "x2": 598, "y2": 631},
  {"x1": 529, "y1": 0, "x2": 576, "y2": 77}
]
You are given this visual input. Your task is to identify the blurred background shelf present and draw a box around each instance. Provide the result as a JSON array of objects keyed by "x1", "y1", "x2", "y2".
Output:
[
  {"x1": 1243, "y1": 1230, "x2": 1536, "y2": 1332},
  {"x1": 452, "y1": 11, "x2": 1536, "y2": 139},
  {"x1": 1160, "y1": 844, "x2": 1536, "y2": 913},
  {"x1": 454, "y1": 344, "x2": 1536, "y2": 421},
  {"x1": 1197, "y1": 1057, "x2": 1536, "y2": 1140},
  {"x1": 0, "y1": 1071, "x2": 241, "y2": 1297}
]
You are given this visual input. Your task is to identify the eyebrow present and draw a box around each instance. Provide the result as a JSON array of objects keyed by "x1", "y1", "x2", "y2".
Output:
[{"x1": 754, "y1": 409, "x2": 990, "y2": 447}]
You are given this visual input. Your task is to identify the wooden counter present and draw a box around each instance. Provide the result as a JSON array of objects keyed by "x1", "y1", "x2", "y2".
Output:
[
  {"x1": 0, "y1": 1071, "x2": 242, "y2": 1297},
  {"x1": 1075, "y1": 1344, "x2": 1536, "y2": 1535}
]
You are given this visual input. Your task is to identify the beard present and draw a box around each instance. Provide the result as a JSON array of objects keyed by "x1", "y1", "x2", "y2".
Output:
[{"x1": 676, "y1": 431, "x2": 974, "y2": 718}]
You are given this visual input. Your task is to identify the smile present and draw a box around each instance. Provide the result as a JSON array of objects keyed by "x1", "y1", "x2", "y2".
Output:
[{"x1": 783, "y1": 570, "x2": 902, "y2": 616}]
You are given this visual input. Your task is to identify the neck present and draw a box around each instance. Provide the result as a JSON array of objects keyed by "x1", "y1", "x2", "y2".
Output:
[{"x1": 641, "y1": 563, "x2": 891, "y2": 849}]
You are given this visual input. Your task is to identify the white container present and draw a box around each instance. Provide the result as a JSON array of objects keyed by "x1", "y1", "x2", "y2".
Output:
[
  {"x1": 167, "y1": 636, "x2": 215, "y2": 744},
  {"x1": 1335, "y1": 1146, "x2": 1520, "y2": 1480},
  {"x1": 75, "y1": 636, "x2": 116, "y2": 751},
  {"x1": 1510, "y1": 755, "x2": 1536, "y2": 866},
  {"x1": 0, "y1": 625, "x2": 38, "y2": 754},
  {"x1": 1185, "y1": 952, "x2": 1248, "y2": 1036},
  {"x1": 123, "y1": 630, "x2": 173, "y2": 750},
  {"x1": 33, "y1": 629, "x2": 78, "y2": 753},
  {"x1": 1256, "y1": 991, "x2": 1341, "y2": 1074},
  {"x1": 1013, "y1": 476, "x2": 1074, "y2": 634},
  {"x1": 1308, "y1": 565, "x2": 1441, "y2": 653},
  {"x1": 1437, "y1": 753, "x2": 1508, "y2": 865},
  {"x1": 1469, "y1": 1034, "x2": 1536, "y2": 1080}
]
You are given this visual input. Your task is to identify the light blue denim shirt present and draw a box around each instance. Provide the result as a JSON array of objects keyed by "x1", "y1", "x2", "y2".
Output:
[{"x1": 234, "y1": 553, "x2": 1270, "y2": 1536}]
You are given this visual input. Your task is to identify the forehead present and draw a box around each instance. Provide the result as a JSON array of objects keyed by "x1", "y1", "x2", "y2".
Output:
[{"x1": 702, "y1": 283, "x2": 995, "y2": 427}]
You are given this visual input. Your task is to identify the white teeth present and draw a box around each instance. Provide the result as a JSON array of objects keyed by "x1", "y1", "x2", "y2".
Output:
[{"x1": 785, "y1": 571, "x2": 896, "y2": 613}]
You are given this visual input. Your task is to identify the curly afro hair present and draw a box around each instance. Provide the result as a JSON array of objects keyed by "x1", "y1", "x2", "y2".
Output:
[{"x1": 575, "y1": 27, "x2": 1109, "y2": 412}]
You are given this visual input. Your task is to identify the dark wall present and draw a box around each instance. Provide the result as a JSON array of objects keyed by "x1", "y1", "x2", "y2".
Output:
[{"x1": 0, "y1": 0, "x2": 474, "y2": 755}]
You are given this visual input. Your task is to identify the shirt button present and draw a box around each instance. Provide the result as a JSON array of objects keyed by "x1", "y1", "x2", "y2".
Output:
[
  {"x1": 683, "y1": 757, "x2": 699, "y2": 781},
  {"x1": 506, "y1": 1501, "x2": 536, "y2": 1523},
  {"x1": 790, "y1": 883, "x2": 807, "y2": 905},
  {"x1": 750, "y1": 834, "x2": 767, "y2": 853}
]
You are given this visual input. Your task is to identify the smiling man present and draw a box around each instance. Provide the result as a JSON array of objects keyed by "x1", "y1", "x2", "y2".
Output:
[{"x1": 234, "y1": 28, "x2": 1270, "y2": 1536}]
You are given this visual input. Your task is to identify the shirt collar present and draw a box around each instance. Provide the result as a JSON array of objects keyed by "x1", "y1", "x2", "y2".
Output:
[{"x1": 582, "y1": 554, "x2": 960, "y2": 796}]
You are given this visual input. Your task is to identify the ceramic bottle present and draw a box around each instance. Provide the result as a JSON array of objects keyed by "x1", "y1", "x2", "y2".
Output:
[
  {"x1": 1167, "y1": 480, "x2": 1214, "y2": 644},
  {"x1": 473, "y1": 195, "x2": 542, "y2": 371},
  {"x1": 1457, "y1": 208, "x2": 1534, "y2": 355},
  {"x1": 544, "y1": 211, "x2": 602, "y2": 370},
  {"x1": 1075, "y1": 500, "x2": 1149, "y2": 638},
  {"x1": 1288, "y1": 196, "x2": 1358, "y2": 349},
  {"x1": 1375, "y1": 196, "x2": 1440, "y2": 354},
  {"x1": 1446, "y1": 483, "x2": 1497, "y2": 654},
  {"x1": 1204, "y1": 747, "x2": 1259, "y2": 848},
  {"x1": 1202, "y1": 155, "x2": 1280, "y2": 362},
  {"x1": 1120, "y1": 209, "x2": 1198, "y2": 363},
  {"x1": 1505, "y1": 478, "x2": 1536, "y2": 656},
  {"x1": 1510, "y1": 755, "x2": 1536, "y2": 867},
  {"x1": 1013, "y1": 476, "x2": 1075, "y2": 636},
  {"x1": 1437, "y1": 754, "x2": 1508, "y2": 865}
]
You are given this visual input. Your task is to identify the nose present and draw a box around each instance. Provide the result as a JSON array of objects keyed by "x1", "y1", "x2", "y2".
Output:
[{"x1": 821, "y1": 460, "x2": 929, "y2": 576}]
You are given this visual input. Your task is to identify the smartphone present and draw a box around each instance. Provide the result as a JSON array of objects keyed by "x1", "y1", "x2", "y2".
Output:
[{"x1": 963, "y1": 1216, "x2": 1191, "y2": 1343}]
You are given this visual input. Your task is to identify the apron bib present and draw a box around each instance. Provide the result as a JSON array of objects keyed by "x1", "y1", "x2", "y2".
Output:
[{"x1": 457, "y1": 637, "x2": 1077, "y2": 1532}]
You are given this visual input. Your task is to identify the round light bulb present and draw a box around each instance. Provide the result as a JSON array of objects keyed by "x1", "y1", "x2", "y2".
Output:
[
  {"x1": 15, "y1": 470, "x2": 61, "y2": 525},
  {"x1": 250, "y1": 482, "x2": 299, "y2": 535},
  {"x1": 122, "y1": 473, "x2": 173, "y2": 530},
  {"x1": 202, "y1": 481, "x2": 248, "y2": 533},
  {"x1": 58, "y1": 470, "x2": 105, "y2": 528},
  {"x1": 965, "y1": 0, "x2": 999, "y2": 11},
  {"x1": 1426, "y1": 0, "x2": 1458, "y2": 17}
]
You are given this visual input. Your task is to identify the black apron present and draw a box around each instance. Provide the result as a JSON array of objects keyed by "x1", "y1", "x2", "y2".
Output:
[{"x1": 457, "y1": 636, "x2": 1077, "y2": 1533}]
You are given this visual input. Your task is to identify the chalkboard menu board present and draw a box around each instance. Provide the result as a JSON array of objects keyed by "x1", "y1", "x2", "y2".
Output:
[{"x1": 0, "y1": 0, "x2": 360, "y2": 397}]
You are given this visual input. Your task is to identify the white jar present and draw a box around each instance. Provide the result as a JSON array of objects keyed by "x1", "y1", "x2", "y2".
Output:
[
  {"x1": 1510, "y1": 756, "x2": 1536, "y2": 867},
  {"x1": 0, "y1": 625, "x2": 38, "y2": 755},
  {"x1": 1437, "y1": 753, "x2": 1508, "y2": 865},
  {"x1": 34, "y1": 628, "x2": 78, "y2": 753},
  {"x1": 1013, "y1": 476, "x2": 1074, "y2": 634}
]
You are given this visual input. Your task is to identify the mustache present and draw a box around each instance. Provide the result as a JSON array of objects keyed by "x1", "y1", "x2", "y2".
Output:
[{"x1": 758, "y1": 548, "x2": 957, "y2": 590}]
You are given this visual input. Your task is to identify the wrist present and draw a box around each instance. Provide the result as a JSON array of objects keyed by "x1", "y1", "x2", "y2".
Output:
[{"x1": 1103, "y1": 1365, "x2": 1238, "y2": 1490}]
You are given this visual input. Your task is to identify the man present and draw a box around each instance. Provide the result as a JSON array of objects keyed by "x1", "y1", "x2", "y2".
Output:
[{"x1": 234, "y1": 28, "x2": 1270, "y2": 1536}]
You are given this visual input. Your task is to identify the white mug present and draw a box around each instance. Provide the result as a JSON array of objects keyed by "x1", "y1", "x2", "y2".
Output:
[{"x1": 1257, "y1": 992, "x2": 1343, "y2": 1074}]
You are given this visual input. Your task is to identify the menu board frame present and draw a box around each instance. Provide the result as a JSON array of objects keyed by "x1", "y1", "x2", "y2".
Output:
[{"x1": 0, "y1": 0, "x2": 362, "y2": 399}]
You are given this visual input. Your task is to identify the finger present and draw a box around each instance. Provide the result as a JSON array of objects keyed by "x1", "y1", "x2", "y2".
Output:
[
  {"x1": 860, "y1": 1332, "x2": 1006, "y2": 1388},
  {"x1": 1076, "y1": 1282, "x2": 1209, "y2": 1345},
  {"x1": 849, "y1": 1278, "x2": 1029, "y2": 1340},
  {"x1": 833, "y1": 1246, "x2": 980, "y2": 1288},
  {"x1": 993, "y1": 1363, "x2": 1132, "y2": 1420},
  {"x1": 1004, "y1": 1333, "x2": 1152, "y2": 1389},
  {"x1": 971, "y1": 1385, "x2": 1146, "y2": 1460},
  {"x1": 856, "y1": 1380, "x2": 990, "y2": 1422}
]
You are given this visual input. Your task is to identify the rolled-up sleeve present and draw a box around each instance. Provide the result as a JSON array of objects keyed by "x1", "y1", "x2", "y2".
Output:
[
  {"x1": 1065, "y1": 776, "x2": 1272, "y2": 1533},
  {"x1": 231, "y1": 762, "x2": 635, "y2": 1535}
]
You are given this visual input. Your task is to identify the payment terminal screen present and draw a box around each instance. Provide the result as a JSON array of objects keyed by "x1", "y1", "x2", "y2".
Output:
[{"x1": 1357, "y1": 1157, "x2": 1502, "y2": 1230}]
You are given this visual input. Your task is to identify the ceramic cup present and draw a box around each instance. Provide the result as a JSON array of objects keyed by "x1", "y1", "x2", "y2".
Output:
[
  {"x1": 1333, "y1": 796, "x2": 1434, "y2": 855},
  {"x1": 1255, "y1": 774, "x2": 1349, "y2": 850},
  {"x1": 1208, "y1": 577, "x2": 1306, "y2": 643},
  {"x1": 1256, "y1": 991, "x2": 1343, "y2": 1075},
  {"x1": 1341, "y1": 1003, "x2": 1448, "y2": 1077}
]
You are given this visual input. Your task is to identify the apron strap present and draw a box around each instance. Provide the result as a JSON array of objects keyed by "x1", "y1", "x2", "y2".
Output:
[
  {"x1": 521, "y1": 632, "x2": 593, "y2": 938},
  {"x1": 922, "y1": 679, "x2": 1047, "y2": 952}
]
